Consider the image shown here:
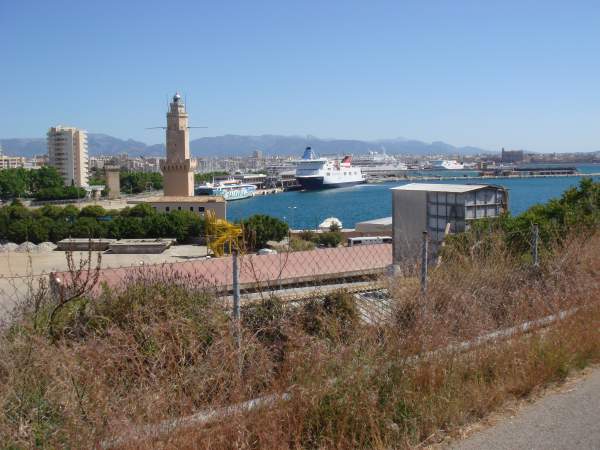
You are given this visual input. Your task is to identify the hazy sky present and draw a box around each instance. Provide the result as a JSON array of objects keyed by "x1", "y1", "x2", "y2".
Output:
[{"x1": 1, "y1": 0, "x2": 599, "y2": 152}]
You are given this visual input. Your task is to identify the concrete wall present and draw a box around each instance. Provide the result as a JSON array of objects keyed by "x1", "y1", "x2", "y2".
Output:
[
  {"x1": 105, "y1": 167, "x2": 121, "y2": 199},
  {"x1": 392, "y1": 189, "x2": 427, "y2": 265},
  {"x1": 149, "y1": 201, "x2": 226, "y2": 219},
  {"x1": 162, "y1": 167, "x2": 195, "y2": 197}
]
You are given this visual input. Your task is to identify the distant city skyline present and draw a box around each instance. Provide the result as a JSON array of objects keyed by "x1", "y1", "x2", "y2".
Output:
[{"x1": 1, "y1": 1, "x2": 599, "y2": 153}]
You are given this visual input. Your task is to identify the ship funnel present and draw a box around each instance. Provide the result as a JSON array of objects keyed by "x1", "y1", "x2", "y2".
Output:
[{"x1": 302, "y1": 146, "x2": 317, "y2": 160}]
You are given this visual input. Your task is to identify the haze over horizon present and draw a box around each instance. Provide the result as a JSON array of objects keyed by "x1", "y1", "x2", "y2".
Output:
[{"x1": 1, "y1": 1, "x2": 599, "y2": 153}]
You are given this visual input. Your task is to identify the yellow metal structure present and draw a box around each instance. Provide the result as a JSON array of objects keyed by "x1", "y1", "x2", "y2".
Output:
[{"x1": 205, "y1": 210, "x2": 243, "y2": 257}]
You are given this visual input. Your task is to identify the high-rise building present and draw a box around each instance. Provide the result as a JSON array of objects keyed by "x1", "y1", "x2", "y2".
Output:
[
  {"x1": 159, "y1": 93, "x2": 196, "y2": 196},
  {"x1": 47, "y1": 125, "x2": 89, "y2": 187}
]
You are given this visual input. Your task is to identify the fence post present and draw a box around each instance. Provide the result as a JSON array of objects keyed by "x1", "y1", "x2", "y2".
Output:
[
  {"x1": 420, "y1": 231, "x2": 428, "y2": 294},
  {"x1": 532, "y1": 223, "x2": 539, "y2": 268},
  {"x1": 232, "y1": 249, "x2": 241, "y2": 349}
]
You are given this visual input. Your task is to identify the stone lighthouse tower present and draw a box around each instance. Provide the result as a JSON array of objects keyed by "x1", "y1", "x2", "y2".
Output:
[{"x1": 160, "y1": 93, "x2": 197, "y2": 196}]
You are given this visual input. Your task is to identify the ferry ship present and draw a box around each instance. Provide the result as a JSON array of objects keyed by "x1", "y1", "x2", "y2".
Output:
[
  {"x1": 429, "y1": 159, "x2": 465, "y2": 170},
  {"x1": 295, "y1": 147, "x2": 365, "y2": 190},
  {"x1": 195, "y1": 179, "x2": 257, "y2": 201}
]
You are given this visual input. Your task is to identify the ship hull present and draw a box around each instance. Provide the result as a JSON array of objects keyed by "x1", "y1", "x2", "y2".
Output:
[{"x1": 297, "y1": 176, "x2": 365, "y2": 190}]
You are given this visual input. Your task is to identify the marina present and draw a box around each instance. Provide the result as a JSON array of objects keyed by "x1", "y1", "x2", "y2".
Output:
[{"x1": 227, "y1": 165, "x2": 600, "y2": 229}]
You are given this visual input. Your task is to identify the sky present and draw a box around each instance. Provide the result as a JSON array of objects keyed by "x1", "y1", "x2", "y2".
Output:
[{"x1": 1, "y1": 0, "x2": 599, "y2": 152}]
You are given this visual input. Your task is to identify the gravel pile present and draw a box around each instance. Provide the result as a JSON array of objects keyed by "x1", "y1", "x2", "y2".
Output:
[
  {"x1": 38, "y1": 242, "x2": 58, "y2": 252},
  {"x1": 16, "y1": 242, "x2": 38, "y2": 253},
  {"x1": 0, "y1": 243, "x2": 19, "y2": 253}
]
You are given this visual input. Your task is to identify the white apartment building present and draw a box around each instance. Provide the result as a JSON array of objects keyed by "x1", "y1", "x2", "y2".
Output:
[
  {"x1": 47, "y1": 125, "x2": 89, "y2": 187},
  {"x1": 0, "y1": 156, "x2": 27, "y2": 169}
]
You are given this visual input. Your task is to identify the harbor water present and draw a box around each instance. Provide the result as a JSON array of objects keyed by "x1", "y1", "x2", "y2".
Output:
[{"x1": 227, "y1": 164, "x2": 600, "y2": 229}]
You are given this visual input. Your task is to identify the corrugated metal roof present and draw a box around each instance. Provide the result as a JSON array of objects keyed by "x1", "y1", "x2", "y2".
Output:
[
  {"x1": 391, "y1": 183, "x2": 497, "y2": 193},
  {"x1": 356, "y1": 217, "x2": 392, "y2": 225}
]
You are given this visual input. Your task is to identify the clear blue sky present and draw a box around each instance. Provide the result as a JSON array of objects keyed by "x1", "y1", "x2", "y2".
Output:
[{"x1": 1, "y1": 0, "x2": 599, "y2": 152}]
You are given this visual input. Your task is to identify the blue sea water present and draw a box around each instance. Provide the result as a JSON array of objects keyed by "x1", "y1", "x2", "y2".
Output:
[{"x1": 226, "y1": 164, "x2": 600, "y2": 229}]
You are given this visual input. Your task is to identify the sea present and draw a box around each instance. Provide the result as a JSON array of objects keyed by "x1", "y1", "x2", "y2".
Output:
[{"x1": 227, "y1": 164, "x2": 600, "y2": 230}]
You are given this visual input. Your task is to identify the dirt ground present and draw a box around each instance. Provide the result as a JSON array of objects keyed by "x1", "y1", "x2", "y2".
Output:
[{"x1": 0, "y1": 245, "x2": 209, "y2": 315}]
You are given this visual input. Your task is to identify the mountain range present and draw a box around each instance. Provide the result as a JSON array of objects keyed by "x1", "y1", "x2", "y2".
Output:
[{"x1": 0, "y1": 134, "x2": 493, "y2": 158}]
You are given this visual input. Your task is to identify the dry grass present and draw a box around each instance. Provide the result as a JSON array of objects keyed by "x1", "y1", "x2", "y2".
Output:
[{"x1": 0, "y1": 232, "x2": 599, "y2": 449}]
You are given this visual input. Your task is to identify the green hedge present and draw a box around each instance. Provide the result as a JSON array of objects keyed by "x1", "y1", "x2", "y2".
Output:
[
  {"x1": 0, "y1": 201, "x2": 205, "y2": 244},
  {"x1": 444, "y1": 178, "x2": 600, "y2": 258}
]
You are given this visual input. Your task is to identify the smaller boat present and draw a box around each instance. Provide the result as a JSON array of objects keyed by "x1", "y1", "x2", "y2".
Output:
[{"x1": 195, "y1": 179, "x2": 257, "y2": 201}]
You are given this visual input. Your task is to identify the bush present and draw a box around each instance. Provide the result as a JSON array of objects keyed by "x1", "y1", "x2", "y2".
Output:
[
  {"x1": 298, "y1": 230, "x2": 319, "y2": 243},
  {"x1": 242, "y1": 296, "x2": 288, "y2": 359},
  {"x1": 69, "y1": 217, "x2": 107, "y2": 238},
  {"x1": 444, "y1": 178, "x2": 600, "y2": 260},
  {"x1": 120, "y1": 171, "x2": 163, "y2": 194},
  {"x1": 129, "y1": 203, "x2": 155, "y2": 218},
  {"x1": 302, "y1": 290, "x2": 359, "y2": 341},
  {"x1": 242, "y1": 214, "x2": 289, "y2": 250},
  {"x1": 318, "y1": 231, "x2": 342, "y2": 248},
  {"x1": 290, "y1": 237, "x2": 316, "y2": 251},
  {"x1": 79, "y1": 205, "x2": 107, "y2": 218}
]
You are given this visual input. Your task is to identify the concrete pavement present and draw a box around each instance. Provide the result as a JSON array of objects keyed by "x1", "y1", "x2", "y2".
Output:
[{"x1": 451, "y1": 368, "x2": 600, "y2": 450}]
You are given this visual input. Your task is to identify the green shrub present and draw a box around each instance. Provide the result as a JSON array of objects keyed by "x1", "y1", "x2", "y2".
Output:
[
  {"x1": 242, "y1": 214, "x2": 289, "y2": 250},
  {"x1": 298, "y1": 230, "x2": 319, "y2": 243},
  {"x1": 79, "y1": 205, "x2": 107, "y2": 218},
  {"x1": 290, "y1": 237, "x2": 316, "y2": 251},
  {"x1": 318, "y1": 231, "x2": 342, "y2": 248}
]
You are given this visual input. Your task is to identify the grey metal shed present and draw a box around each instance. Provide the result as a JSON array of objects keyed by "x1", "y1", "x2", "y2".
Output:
[{"x1": 391, "y1": 183, "x2": 508, "y2": 264}]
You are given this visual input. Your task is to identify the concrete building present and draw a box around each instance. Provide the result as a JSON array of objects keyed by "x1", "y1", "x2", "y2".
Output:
[
  {"x1": 129, "y1": 196, "x2": 226, "y2": 218},
  {"x1": 391, "y1": 183, "x2": 508, "y2": 264},
  {"x1": 0, "y1": 155, "x2": 27, "y2": 169},
  {"x1": 501, "y1": 148, "x2": 524, "y2": 164},
  {"x1": 159, "y1": 93, "x2": 196, "y2": 196},
  {"x1": 47, "y1": 125, "x2": 89, "y2": 187},
  {"x1": 104, "y1": 165, "x2": 121, "y2": 200}
]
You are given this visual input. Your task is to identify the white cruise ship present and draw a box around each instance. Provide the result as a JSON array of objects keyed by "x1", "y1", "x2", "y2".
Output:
[
  {"x1": 429, "y1": 159, "x2": 465, "y2": 170},
  {"x1": 195, "y1": 179, "x2": 257, "y2": 201},
  {"x1": 353, "y1": 149, "x2": 409, "y2": 171},
  {"x1": 295, "y1": 147, "x2": 365, "y2": 190}
]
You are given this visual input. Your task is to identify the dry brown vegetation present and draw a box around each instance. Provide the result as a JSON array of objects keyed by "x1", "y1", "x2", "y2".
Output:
[{"x1": 0, "y1": 230, "x2": 599, "y2": 449}]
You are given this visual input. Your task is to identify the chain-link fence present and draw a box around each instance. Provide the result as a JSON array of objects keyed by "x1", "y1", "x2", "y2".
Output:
[
  {"x1": 44, "y1": 242, "x2": 393, "y2": 308},
  {"x1": 0, "y1": 222, "x2": 545, "y2": 328}
]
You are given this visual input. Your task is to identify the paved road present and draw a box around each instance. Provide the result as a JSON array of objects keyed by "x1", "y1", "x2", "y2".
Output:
[{"x1": 452, "y1": 368, "x2": 600, "y2": 450}]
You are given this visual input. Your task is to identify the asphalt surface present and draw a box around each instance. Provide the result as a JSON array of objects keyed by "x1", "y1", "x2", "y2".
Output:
[{"x1": 452, "y1": 368, "x2": 600, "y2": 450}]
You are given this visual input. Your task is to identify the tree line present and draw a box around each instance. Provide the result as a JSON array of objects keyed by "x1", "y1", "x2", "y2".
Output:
[
  {"x1": 0, "y1": 167, "x2": 86, "y2": 201},
  {"x1": 0, "y1": 200, "x2": 290, "y2": 248},
  {"x1": 0, "y1": 202, "x2": 204, "y2": 244}
]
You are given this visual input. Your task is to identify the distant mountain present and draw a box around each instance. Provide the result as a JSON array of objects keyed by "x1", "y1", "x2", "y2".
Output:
[
  {"x1": 0, "y1": 134, "x2": 154, "y2": 158},
  {"x1": 188, "y1": 135, "x2": 491, "y2": 157},
  {"x1": 1, "y1": 134, "x2": 492, "y2": 158}
]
